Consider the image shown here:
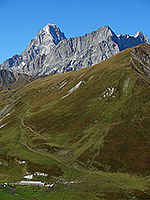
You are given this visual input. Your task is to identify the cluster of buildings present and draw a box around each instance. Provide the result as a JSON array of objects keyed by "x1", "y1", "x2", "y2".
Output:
[
  {"x1": 1, "y1": 181, "x2": 54, "y2": 188},
  {"x1": 17, "y1": 181, "x2": 54, "y2": 187}
]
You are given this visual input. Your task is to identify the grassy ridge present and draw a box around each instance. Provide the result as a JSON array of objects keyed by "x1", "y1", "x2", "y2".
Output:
[{"x1": 0, "y1": 44, "x2": 150, "y2": 199}]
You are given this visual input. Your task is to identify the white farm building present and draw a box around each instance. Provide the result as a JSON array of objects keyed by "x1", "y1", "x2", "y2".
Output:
[{"x1": 18, "y1": 181, "x2": 45, "y2": 186}]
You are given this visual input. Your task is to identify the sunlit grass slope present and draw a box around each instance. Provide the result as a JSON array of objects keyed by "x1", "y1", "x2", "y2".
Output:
[{"x1": 0, "y1": 43, "x2": 150, "y2": 199}]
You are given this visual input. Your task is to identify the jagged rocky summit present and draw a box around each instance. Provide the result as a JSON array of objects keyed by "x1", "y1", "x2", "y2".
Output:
[
  {"x1": 0, "y1": 24, "x2": 66, "y2": 76},
  {"x1": 0, "y1": 24, "x2": 149, "y2": 76}
]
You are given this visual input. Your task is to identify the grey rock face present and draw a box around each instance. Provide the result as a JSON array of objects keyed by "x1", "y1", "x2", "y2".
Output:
[
  {"x1": 0, "y1": 70, "x2": 16, "y2": 87},
  {"x1": 117, "y1": 31, "x2": 149, "y2": 50},
  {"x1": 23, "y1": 26, "x2": 121, "y2": 75},
  {"x1": 0, "y1": 69, "x2": 36, "y2": 88},
  {"x1": 40, "y1": 26, "x2": 120, "y2": 75},
  {"x1": 0, "y1": 24, "x2": 66, "y2": 73},
  {"x1": 0, "y1": 25, "x2": 149, "y2": 76}
]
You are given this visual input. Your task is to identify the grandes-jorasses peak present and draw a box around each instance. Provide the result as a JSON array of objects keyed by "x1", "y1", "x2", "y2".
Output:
[{"x1": 0, "y1": 24, "x2": 149, "y2": 76}]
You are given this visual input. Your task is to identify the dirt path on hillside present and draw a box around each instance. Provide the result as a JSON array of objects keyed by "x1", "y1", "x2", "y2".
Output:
[
  {"x1": 19, "y1": 100, "x2": 90, "y2": 177},
  {"x1": 21, "y1": 117, "x2": 42, "y2": 137}
]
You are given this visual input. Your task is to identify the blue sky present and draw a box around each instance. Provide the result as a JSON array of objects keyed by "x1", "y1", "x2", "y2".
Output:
[{"x1": 0, "y1": 0, "x2": 149, "y2": 64}]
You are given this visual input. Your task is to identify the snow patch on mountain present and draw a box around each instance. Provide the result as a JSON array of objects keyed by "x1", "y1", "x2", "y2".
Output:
[
  {"x1": 62, "y1": 81, "x2": 82, "y2": 98},
  {"x1": 0, "y1": 124, "x2": 6, "y2": 129},
  {"x1": 59, "y1": 80, "x2": 67, "y2": 89}
]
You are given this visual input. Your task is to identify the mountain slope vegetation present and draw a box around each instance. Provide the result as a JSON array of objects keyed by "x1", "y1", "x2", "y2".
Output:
[{"x1": 0, "y1": 43, "x2": 150, "y2": 199}]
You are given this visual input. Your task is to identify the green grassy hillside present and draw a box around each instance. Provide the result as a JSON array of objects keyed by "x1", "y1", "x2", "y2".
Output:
[{"x1": 0, "y1": 43, "x2": 150, "y2": 199}]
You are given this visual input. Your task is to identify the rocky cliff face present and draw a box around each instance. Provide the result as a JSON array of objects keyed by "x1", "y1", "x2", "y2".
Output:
[
  {"x1": 0, "y1": 24, "x2": 149, "y2": 76},
  {"x1": 23, "y1": 26, "x2": 121, "y2": 75},
  {"x1": 0, "y1": 24, "x2": 66, "y2": 74},
  {"x1": 0, "y1": 69, "x2": 36, "y2": 88},
  {"x1": 117, "y1": 31, "x2": 149, "y2": 50},
  {"x1": 0, "y1": 70, "x2": 16, "y2": 87}
]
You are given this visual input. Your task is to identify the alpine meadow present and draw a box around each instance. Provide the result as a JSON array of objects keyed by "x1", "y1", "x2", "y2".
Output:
[{"x1": 0, "y1": 22, "x2": 150, "y2": 200}]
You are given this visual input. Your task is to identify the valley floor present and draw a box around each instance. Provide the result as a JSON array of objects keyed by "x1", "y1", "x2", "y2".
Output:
[{"x1": 0, "y1": 169, "x2": 150, "y2": 200}]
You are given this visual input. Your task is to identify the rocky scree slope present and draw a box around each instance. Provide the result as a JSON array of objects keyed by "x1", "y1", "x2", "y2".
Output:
[{"x1": 0, "y1": 25, "x2": 149, "y2": 76}]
